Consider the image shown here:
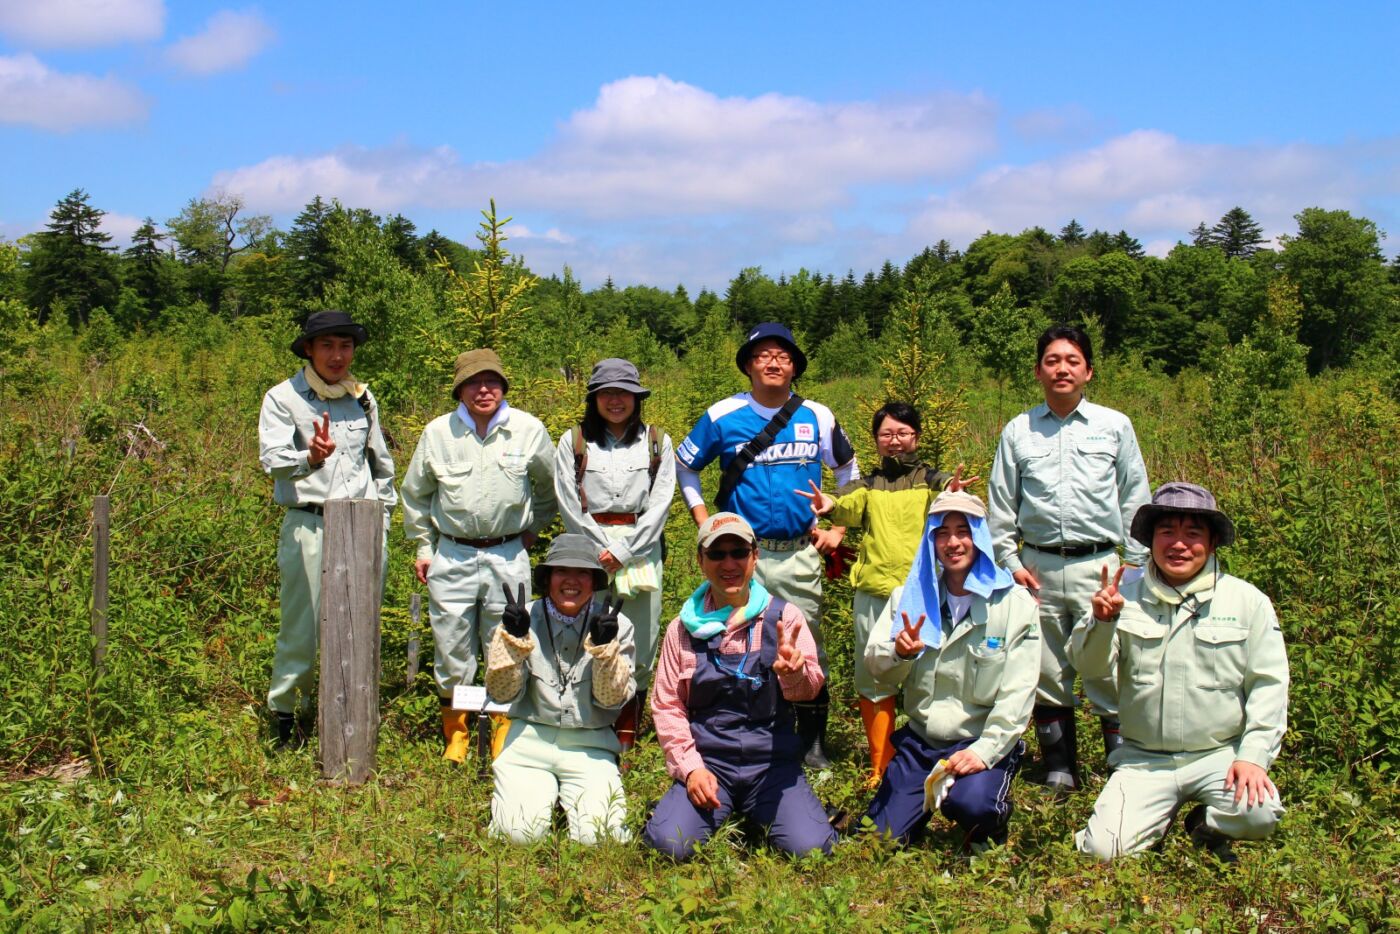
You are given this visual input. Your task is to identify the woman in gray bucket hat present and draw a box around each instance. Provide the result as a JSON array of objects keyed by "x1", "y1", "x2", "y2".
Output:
[
  {"x1": 554, "y1": 358, "x2": 676, "y2": 761},
  {"x1": 483, "y1": 533, "x2": 637, "y2": 844}
]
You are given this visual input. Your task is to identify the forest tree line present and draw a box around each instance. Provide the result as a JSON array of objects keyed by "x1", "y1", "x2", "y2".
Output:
[{"x1": 4, "y1": 188, "x2": 1398, "y2": 390}]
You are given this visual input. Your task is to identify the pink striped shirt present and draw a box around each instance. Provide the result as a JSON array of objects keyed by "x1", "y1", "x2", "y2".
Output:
[{"x1": 650, "y1": 596, "x2": 824, "y2": 782}]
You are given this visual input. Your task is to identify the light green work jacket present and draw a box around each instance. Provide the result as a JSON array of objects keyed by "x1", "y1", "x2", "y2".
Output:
[
  {"x1": 866, "y1": 582, "x2": 1040, "y2": 767},
  {"x1": 1067, "y1": 565, "x2": 1288, "y2": 769},
  {"x1": 401, "y1": 404, "x2": 557, "y2": 560}
]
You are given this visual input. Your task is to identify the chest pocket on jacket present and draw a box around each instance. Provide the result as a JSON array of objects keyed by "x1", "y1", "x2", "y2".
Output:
[
  {"x1": 1017, "y1": 443, "x2": 1055, "y2": 499},
  {"x1": 1116, "y1": 611, "x2": 1169, "y2": 684},
  {"x1": 1075, "y1": 441, "x2": 1117, "y2": 500},
  {"x1": 967, "y1": 641, "x2": 1008, "y2": 706},
  {"x1": 1192, "y1": 623, "x2": 1249, "y2": 690},
  {"x1": 433, "y1": 460, "x2": 474, "y2": 514}
]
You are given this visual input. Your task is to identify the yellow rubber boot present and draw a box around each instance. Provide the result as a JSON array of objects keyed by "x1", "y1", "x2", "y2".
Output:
[
  {"x1": 489, "y1": 714, "x2": 511, "y2": 760},
  {"x1": 442, "y1": 708, "x2": 470, "y2": 763},
  {"x1": 860, "y1": 697, "x2": 898, "y2": 790}
]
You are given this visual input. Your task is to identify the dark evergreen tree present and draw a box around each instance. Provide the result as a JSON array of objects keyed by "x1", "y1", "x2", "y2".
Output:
[
  {"x1": 1059, "y1": 219, "x2": 1086, "y2": 245},
  {"x1": 382, "y1": 213, "x2": 421, "y2": 269},
  {"x1": 1190, "y1": 222, "x2": 1214, "y2": 248},
  {"x1": 1210, "y1": 206, "x2": 1266, "y2": 259},
  {"x1": 1111, "y1": 230, "x2": 1145, "y2": 259},
  {"x1": 284, "y1": 195, "x2": 338, "y2": 303},
  {"x1": 25, "y1": 188, "x2": 119, "y2": 328}
]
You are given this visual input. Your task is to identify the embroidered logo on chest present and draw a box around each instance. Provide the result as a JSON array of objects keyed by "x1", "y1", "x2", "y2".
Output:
[{"x1": 794, "y1": 423, "x2": 815, "y2": 442}]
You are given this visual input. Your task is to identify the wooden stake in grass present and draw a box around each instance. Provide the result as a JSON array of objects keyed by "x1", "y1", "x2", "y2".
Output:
[
  {"x1": 407, "y1": 593, "x2": 421, "y2": 688},
  {"x1": 91, "y1": 495, "x2": 110, "y2": 676},
  {"x1": 318, "y1": 498, "x2": 384, "y2": 785}
]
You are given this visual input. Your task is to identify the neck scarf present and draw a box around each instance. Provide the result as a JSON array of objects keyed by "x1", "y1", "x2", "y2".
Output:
[
  {"x1": 304, "y1": 365, "x2": 366, "y2": 401},
  {"x1": 544, "y1": 597, "x2": 586, "y2": 627},
  {"x1": 456, "y1": 399, "x2": 511, "y2": 437},
  {"x1": 1146, "y1": 557, "x2": 1218, "y2": 606},
  {"x1": 893, "y1": 509, "x2": 1014, "y2": 649},
  {"x1": 679, "y1": 579, "x2": 771, "y2": 640}
]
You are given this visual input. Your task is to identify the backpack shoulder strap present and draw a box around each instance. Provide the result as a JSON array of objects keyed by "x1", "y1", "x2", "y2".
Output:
[
  {"x1": 571, "y1": 425, "x2": 589, "y2": 513},
  {"x1": 715, "y1": 394, "x2": 805, "y2": 510},
  {"x1": 646, "y1": 424, "x2": 661, "y2": 491}
]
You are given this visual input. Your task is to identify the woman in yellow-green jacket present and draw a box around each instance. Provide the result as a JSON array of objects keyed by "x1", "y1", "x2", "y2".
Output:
[{"x1": 799, "y1": 401, "x2": 974, "y2": 786}]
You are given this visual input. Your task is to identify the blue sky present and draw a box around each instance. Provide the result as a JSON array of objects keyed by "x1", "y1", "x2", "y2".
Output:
[{"x1": 2, "y1": 1, "x2": 1397, "y2": 292}]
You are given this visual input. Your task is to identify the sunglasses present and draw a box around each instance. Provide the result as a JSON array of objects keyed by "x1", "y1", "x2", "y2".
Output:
[{"x1": 702, "y1": 546, "x2": 754, "y2": 561}]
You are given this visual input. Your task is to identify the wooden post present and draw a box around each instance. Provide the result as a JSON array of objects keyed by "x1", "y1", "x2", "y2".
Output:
[
  {"x1": 91, "y1": 495, "x2": 110, "y2": 676},
  {"x1": 406, "y1": 593, "x2": 421, "y2": 688},
  {"x1": 318, "y1": 498, "x2": 384, "y2": 785}
]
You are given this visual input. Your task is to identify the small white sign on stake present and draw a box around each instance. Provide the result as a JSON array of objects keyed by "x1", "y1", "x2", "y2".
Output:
[{"x1": 452, "y1": 684, "x2": 511, "y2": 713}]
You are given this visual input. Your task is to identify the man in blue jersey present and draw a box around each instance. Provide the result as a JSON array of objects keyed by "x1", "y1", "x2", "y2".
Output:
[{"x1": 676, "y1": 322, "x2": 859, "y2": 767}]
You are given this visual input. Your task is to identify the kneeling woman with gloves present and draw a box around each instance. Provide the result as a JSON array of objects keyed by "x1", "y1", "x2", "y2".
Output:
[{"x1": 484, "y1": 533, "x2": 636, "y2": 844}]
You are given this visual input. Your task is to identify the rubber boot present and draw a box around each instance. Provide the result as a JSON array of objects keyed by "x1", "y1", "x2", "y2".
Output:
[
  {"x1": 441, "y1": 704, "x2": 470, "y2": 763},
  {"x1": 613, "y1": 696, "x2": 641, "y2": 772},
  {"x1": 798, "y1": 687, "x2": 833, "y2": 769},
  {"x1": 272, "y1": 712, "x2": 305, "y2": 752},
  {"x1": 1033, "y1": 705, "x2": 1079, "y2": 794},
  {"x1": 1100, "y1": 717, "x2": 1124, "y2": 775},
  {"x1": 1184, "y1": 805, "x2": 1238, "y2": 864},
  {"x1": 859, "y1": 697, "x2": 897, "y2": 789},
  {"x1": 635, "y1": 689, "x2": 651, "y2": 737}
]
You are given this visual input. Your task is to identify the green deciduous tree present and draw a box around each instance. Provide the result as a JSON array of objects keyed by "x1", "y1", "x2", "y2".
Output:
[
  {"x1": 972, "y1": 282, "x2": 1045, "y2": 423},
  {"x1": 1279, "y1": 207, "x2": 1391, "y2": 371}
]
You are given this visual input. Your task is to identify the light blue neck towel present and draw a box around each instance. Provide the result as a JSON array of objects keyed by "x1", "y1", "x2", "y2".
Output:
[
  {"x1": 892, "y1": 510, "x2": 1015, "y2": 650},
  {"x1": 680, "y1": 579, "x2": 772, "y2": 640}
]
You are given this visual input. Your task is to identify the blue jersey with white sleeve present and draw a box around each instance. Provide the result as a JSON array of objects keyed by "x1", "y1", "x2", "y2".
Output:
[{"x1": 676, "y1": 393, "x2": 858, "y2": 539}]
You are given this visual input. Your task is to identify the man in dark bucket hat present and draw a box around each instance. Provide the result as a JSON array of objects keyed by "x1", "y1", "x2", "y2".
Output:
[
  {"x1": 401, "y1": 348, "x2": 557, "y2": 762},
  {"x1": 676, "y1": 322, "x2": 858, "y2": 768},
  {"x1": 1068, "y1": 481, "x2": 1288, "y2": 862},
  {"x1": 258, "y1": 310, "x2": 396, "y2": 750}
]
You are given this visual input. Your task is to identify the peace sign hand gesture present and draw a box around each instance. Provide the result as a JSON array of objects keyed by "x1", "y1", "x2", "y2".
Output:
[
  {"x1": 588, "y1": 595, "x2": 625, "y2": 646},
  {"x1": 501, "y1": 583, "x2": 531, "y2": 638},
  {"x1": 1091, "y1": 564, "x2": 1126, "y2": 622},
  {"x1": 945, "y1": 462, "x2": 982, "y2": 493},
  {"x1": 308, "y1": 412, "x2": 336, "y2": 467},
  {"x1": 794, "y1": 479, "x2": 835, "y2": 516},
  {"x1": 770, "y1": 622, "x2": 806, "y2": 676},
  {"x1": 895, "y1": 612, "x2": 926, "y2": 659}
]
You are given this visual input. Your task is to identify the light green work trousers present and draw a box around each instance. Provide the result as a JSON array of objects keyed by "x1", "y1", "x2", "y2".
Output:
[
  {"x1": 427, "y1": 536, "x2": 530, "y2": 697},
  {"x1": 1076, "y1": 744, "x2": 1284, "y2": 861},
  {"x1": 853, "y1": 589, "x2": 896, "y2": 702},
  {"x1": 756, "y1": 542, "x2": 826, "y2": 673},
  {"x1": 490, "y1": 721, "x2": 629, "y2": 845},
  {"x1": 268, "y1": 509, "x2": 386, "y2": 714},
  {"x1": 1020, "y1": 548, "x2": 1120, "y2": 712}
]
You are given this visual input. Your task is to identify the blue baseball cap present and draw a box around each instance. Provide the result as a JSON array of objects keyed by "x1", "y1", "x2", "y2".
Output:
[{"x1": 735, "y1": 322, "x2": 808, "y2": 379}]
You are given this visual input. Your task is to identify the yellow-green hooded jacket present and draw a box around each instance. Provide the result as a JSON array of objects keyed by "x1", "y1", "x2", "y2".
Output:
[{"x1": 828, "y1": 455, "x2": 950, "y2": 598}]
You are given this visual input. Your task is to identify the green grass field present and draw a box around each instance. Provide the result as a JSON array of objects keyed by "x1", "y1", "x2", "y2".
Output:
[{"x1": 1, "y1": 325, "x2": 1397, "y2": 931}]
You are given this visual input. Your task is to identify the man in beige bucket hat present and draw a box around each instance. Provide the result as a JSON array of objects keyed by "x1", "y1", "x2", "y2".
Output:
[{"x1": 401, "y1": 348, "x2": 557, "y2": 761}]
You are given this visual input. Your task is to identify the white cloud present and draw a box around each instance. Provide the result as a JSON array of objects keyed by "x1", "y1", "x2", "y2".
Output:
[
  {"x1": 99, "y1": 211, "x2": 143, "y2": 246},
  {"x1": 212, "y1": 76, "x2": 998, "y2": 218},
  {"x1": 0, "y1": 53, "x2": 147, "y2": 131},
  {"x1": 166, "y1": 8, "x2": 274, "y2": 76},
  {"x1": 905, "y1": 130, "x2": 1398, "y2": 252},
  {"x1": 0, "y1": 0, "x2": 164, "y2": 48}
]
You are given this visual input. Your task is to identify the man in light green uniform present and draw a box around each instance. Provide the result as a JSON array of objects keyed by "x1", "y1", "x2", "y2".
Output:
[
  {"x1": 987, "y1": 324, "x2": 1151, "y2": 792},
  {"x1": 1069, "y1": 482, "x2": 1287, "y2": 862},
  {"x1": 258, "y1": 310, "x2": 397, "y2": 750},
  {"x1": 401, "y1": 349, "x2": 557, "y2": 761}
]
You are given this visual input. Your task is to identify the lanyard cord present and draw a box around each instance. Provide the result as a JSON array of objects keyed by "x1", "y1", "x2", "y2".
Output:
[
  {"x1": 543, "y1": 600, "x2": 590, "y2": 690},
  {"x1": 709, "y1": 620, "x2": 765, "y2": 688}
]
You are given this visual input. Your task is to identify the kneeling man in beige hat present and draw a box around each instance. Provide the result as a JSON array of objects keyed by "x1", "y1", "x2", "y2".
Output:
[
  {"x1": 401, "y1": 349, "x2": 557, "y2": 761},
  {"x1": 1069, "y1": 482, "x2": 1288, "y2": 862}
]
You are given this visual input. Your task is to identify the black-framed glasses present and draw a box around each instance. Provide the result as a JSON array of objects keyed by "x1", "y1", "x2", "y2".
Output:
[
  {"x1": 703, "y1": 546, "x2": 754, "y2": 561},
  {"x1": 751, "y1": 350, "x2": 792, "y2": 365}
]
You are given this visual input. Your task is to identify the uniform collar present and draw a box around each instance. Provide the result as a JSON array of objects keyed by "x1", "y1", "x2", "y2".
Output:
[
  {"x1": 1032, "y1": 397, "x2": 1088, "y2": 424},
  {"x1": 455, "y1": 400, "x2": 511, "y2": 438}
]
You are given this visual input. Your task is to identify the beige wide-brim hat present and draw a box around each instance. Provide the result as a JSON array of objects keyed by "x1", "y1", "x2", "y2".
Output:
[
  {"x1": 452, "y1": 348, "x2": 508, "y2": 400},
  {"x1": 926, "y1": 489, "x2": 987, "y2": 518}
]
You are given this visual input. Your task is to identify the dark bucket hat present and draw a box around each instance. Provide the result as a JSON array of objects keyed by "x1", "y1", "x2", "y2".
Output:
[
  {"x1": 533, "y1": 533, "x2": 609, "y2": 593},
  {"x1": 587, "y1": 358, "x2": 651, "y2": 399},
  {"x1": 1130, "y1": 481, "x2": 1236, "y2": 548},
  {"x1": 735, "y1": 322, "x2": 808, "y2": 379},
  {"x1": 291, "y1": 310, "x2": 369, "y2": 359}
]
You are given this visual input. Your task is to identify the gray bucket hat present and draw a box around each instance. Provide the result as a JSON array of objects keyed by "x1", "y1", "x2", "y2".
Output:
[
  {"x1": 1130, "y1": 481, "x2": 1236, "y2": 547},
  {"x1": 587, "y1": 358, "x2": 650, "y2": 398},
  {"x1": 533, "y1": 532, "x2": 609, "y2": 593}
]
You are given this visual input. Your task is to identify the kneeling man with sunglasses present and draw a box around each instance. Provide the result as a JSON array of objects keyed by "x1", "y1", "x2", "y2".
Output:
[{"x1": 644, "y1": 512, "x2": 837, "y2": 860}]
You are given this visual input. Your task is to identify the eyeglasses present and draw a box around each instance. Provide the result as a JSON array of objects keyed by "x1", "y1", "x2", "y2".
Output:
[
  {"x1": 464, "y1": 377, "x2": 504, "y2": 391},
  {"x1": 751, "y1": 350, "x2": 792, "y2": 365},
  {"x1": 877, "y1": 430, "x2": 917, "y2": 442},
  {"x1": 702, "y1": 546, "x2": 754, "y2": 561}
]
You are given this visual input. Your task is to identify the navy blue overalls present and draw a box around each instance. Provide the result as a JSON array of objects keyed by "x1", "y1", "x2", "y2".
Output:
[{"x1": 643, "y1": 599, "x2": 837, "y2": 860}]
